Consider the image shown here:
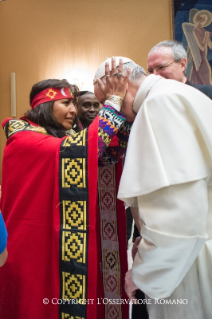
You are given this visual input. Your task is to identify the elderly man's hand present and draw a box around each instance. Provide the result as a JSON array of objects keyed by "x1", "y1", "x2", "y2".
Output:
[{"x1": 125, "y1": 269, "x2": 139, "y2": 304}]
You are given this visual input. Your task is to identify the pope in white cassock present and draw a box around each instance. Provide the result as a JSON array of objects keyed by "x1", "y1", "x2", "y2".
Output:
[{"x1": 93, "y1": 57, "x2": 212, "y2": 319}]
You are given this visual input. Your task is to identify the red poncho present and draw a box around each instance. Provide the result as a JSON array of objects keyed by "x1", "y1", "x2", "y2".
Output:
[{"x1": 0, "y1": 117, "x2": 128, "y2": 319}]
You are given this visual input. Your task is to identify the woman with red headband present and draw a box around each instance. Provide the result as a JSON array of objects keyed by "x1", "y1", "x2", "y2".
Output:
[
  {"x1": 0, "y1": 59, "x2": 133, "y2": 319},
  {"x1": 26, "y1": 79, "x2": 81, "y2": 137}
]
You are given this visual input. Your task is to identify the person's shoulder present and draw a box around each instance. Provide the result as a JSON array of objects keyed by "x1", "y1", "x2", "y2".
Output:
[
  {"x1": 186, "y1": 81, "x2": 212, "y2": 99},
  {"x1": 161, "y1": 79, "x2": 211, "y2": 100},
  {"x1": 150, "y1": 78, "x2": 187, "y2": 98},
  {"x1": 2, "y1": 118, "x2": 29, "y2": 140},
  {"x1": 147, "y1": 78, "x2": 208, "y2": 111},
  {"x1": 2, "y1": 117, "x2": 26, "y2": 129},
  {"x1": 2, "y1": 118, "x2": 48, "y2": 140}
]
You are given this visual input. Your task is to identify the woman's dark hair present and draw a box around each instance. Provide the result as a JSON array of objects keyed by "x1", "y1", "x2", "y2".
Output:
[{"x1": 25, "y1": 79, "x2": 81, "y2": 137}]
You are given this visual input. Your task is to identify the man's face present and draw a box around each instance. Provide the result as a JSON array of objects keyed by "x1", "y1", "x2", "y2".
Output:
[
  {"x1": 147, "y1": 47, "x2": 186, "y2": 82},
  {"x1": 77, "y1": 93, "x2": 100, "y2": 127}
]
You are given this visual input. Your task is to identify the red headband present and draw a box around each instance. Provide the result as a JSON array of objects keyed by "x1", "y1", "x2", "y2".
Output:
[{"x1": 31, "y1": 87, "x2": 74, "y2": 109}]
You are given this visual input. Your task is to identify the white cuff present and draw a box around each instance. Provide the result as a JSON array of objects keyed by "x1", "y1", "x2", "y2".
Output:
[{"x1": 104, "y1": 100, "x2": 121, "y2": 112}]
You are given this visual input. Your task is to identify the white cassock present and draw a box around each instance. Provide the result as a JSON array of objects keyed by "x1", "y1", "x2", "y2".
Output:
[{"x1": 118, "y1": 75, "x2": 212, "y2": 319}]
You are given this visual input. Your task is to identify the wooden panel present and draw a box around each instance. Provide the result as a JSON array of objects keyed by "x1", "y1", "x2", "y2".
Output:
[{"x1": 0, "y1": 0, "x2": 172, "y2": 180}]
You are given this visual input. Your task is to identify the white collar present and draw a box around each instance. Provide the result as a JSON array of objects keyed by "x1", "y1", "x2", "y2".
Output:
[{"x1": 133, "y1": 74, "x2": 163, "y2": 113}]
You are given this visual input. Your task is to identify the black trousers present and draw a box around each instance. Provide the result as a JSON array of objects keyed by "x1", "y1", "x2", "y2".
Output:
[{"x1": 132, "y1": 290, "x2": 149, "y2": 319}]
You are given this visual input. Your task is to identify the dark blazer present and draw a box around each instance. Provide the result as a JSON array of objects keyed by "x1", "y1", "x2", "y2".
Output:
[{"x1": 186, "y1": 80, "x2": 212, "y2": 99}]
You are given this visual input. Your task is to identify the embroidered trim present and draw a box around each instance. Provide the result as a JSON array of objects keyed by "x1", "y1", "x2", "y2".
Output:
[
  {"x1": 99, "y1": 106, "x2": 125, "y2": 128},
  {"x1": 4, "y1": 119, "x2": 48, "y2": 139},
  {"x1": 98, "y1": 165, "x2": 123, "y2": 319},
  {"x1": 59, "y1": 129, "x2": 88, "y2": 318},
  {"x1": 61, "y1": 314, "x2": 85, "y2": 319},
  {"x1": 98, "y1": 128, "x2": 112, "y2": 146},
  {"x1": 119, "y1": 121, "x2": 132, "y2": 135}
]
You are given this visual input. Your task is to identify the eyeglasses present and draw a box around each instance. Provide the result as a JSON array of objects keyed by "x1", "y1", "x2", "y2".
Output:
[{"x1": 147, "y1": 61, "x2": 175, "y2": 74}]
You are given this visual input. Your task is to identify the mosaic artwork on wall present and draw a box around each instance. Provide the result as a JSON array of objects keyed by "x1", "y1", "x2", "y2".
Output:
[{"x1": 173, "y1": 0, "x2": 212, "y2": 85}]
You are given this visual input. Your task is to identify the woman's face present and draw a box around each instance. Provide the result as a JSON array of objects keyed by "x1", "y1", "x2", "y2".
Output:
[{"x1": 53, "y1": 98, "x2": 77, "y2": 130}]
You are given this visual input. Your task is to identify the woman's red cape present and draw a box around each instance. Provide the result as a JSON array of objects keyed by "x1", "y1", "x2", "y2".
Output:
[{"x1": 0, "y1": 117, "x2": 128, "y2": 319}]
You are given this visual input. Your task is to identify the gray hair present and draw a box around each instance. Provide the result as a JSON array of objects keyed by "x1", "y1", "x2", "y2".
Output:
[
  {"x1": 101, "y1": 61, "x2": 147, "y2": 84},
  {"x1": 148, "y1": 40, "x2": 187, "y2": 61}
]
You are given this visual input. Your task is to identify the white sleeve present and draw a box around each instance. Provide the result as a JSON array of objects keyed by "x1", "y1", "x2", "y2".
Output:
[{"x1": 132, "y1": 179, "x2": 208, "y2": 299}]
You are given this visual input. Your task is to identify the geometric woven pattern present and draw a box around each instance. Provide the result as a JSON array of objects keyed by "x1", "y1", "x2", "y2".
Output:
[
  {"x1": 7, "y1": 120, "x2": 28, "y2": 137},
  {"x1": 98, "y1": 127, "x2": 112, "y2": 146},
  {"x1": 62, "y1": 158, "x2": 86, "y2": 188},
  {"x1": 5, "y1": 119, "x2": 48, "y2": 138},
  {"x1": 99, "y1": 189, "x2": 116, "y2": 211},
  {"x1": 104, "y1": 272, "x2": 120, "y2": 295},
  {"x1": 62, "y1": 273, "x2": 85, "y2": 300},
  {"x1": 98, "y1": 165, "x2": 123, "y2": 319},
  {"x1": 63, "y1": 130, "x2": 86, "y2": 146},
  {"x1": 119, "y1": 140, "x2": 127, "y2": 148},
  {"x1": 59, "y1": 129, "x2": 88, "y2": 319},
  {"x1": 62, "y1": 201, "x2": 86, "y2": 230},
  {"x1": 62, "y1": 231, "x2": 86, "y2": 263},
  {"x1": 99, "y1": 106, "x2": 125, "y2": 128},
  {"x1": 102, "y1": 220, "x2": 117, "y2": 242},
  {"x1": 105, "y1": 304, "x2": 122, "y2": 319},
  {"x1": 102, "y1": 249, "x2": 120, "y2": 271},
  {"x1": 98, "y1": 166, "x2": 116, "y2": 189},
  {"x1": 62, "y1": 314, "x2": 84, "y2": 319}
]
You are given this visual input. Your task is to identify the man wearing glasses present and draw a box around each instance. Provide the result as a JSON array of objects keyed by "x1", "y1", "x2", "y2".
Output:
[{"x1": 147, "y1": 40, "x2": 212, "y2": 99}]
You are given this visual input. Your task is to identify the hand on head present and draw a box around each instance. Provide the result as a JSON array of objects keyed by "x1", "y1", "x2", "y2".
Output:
[
  {"x1": 95, "y1": 57, "x2": 136, "y2": 122},
  {"x1": 96, "y1": 57, "x2": 131, "y2": 100}
]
